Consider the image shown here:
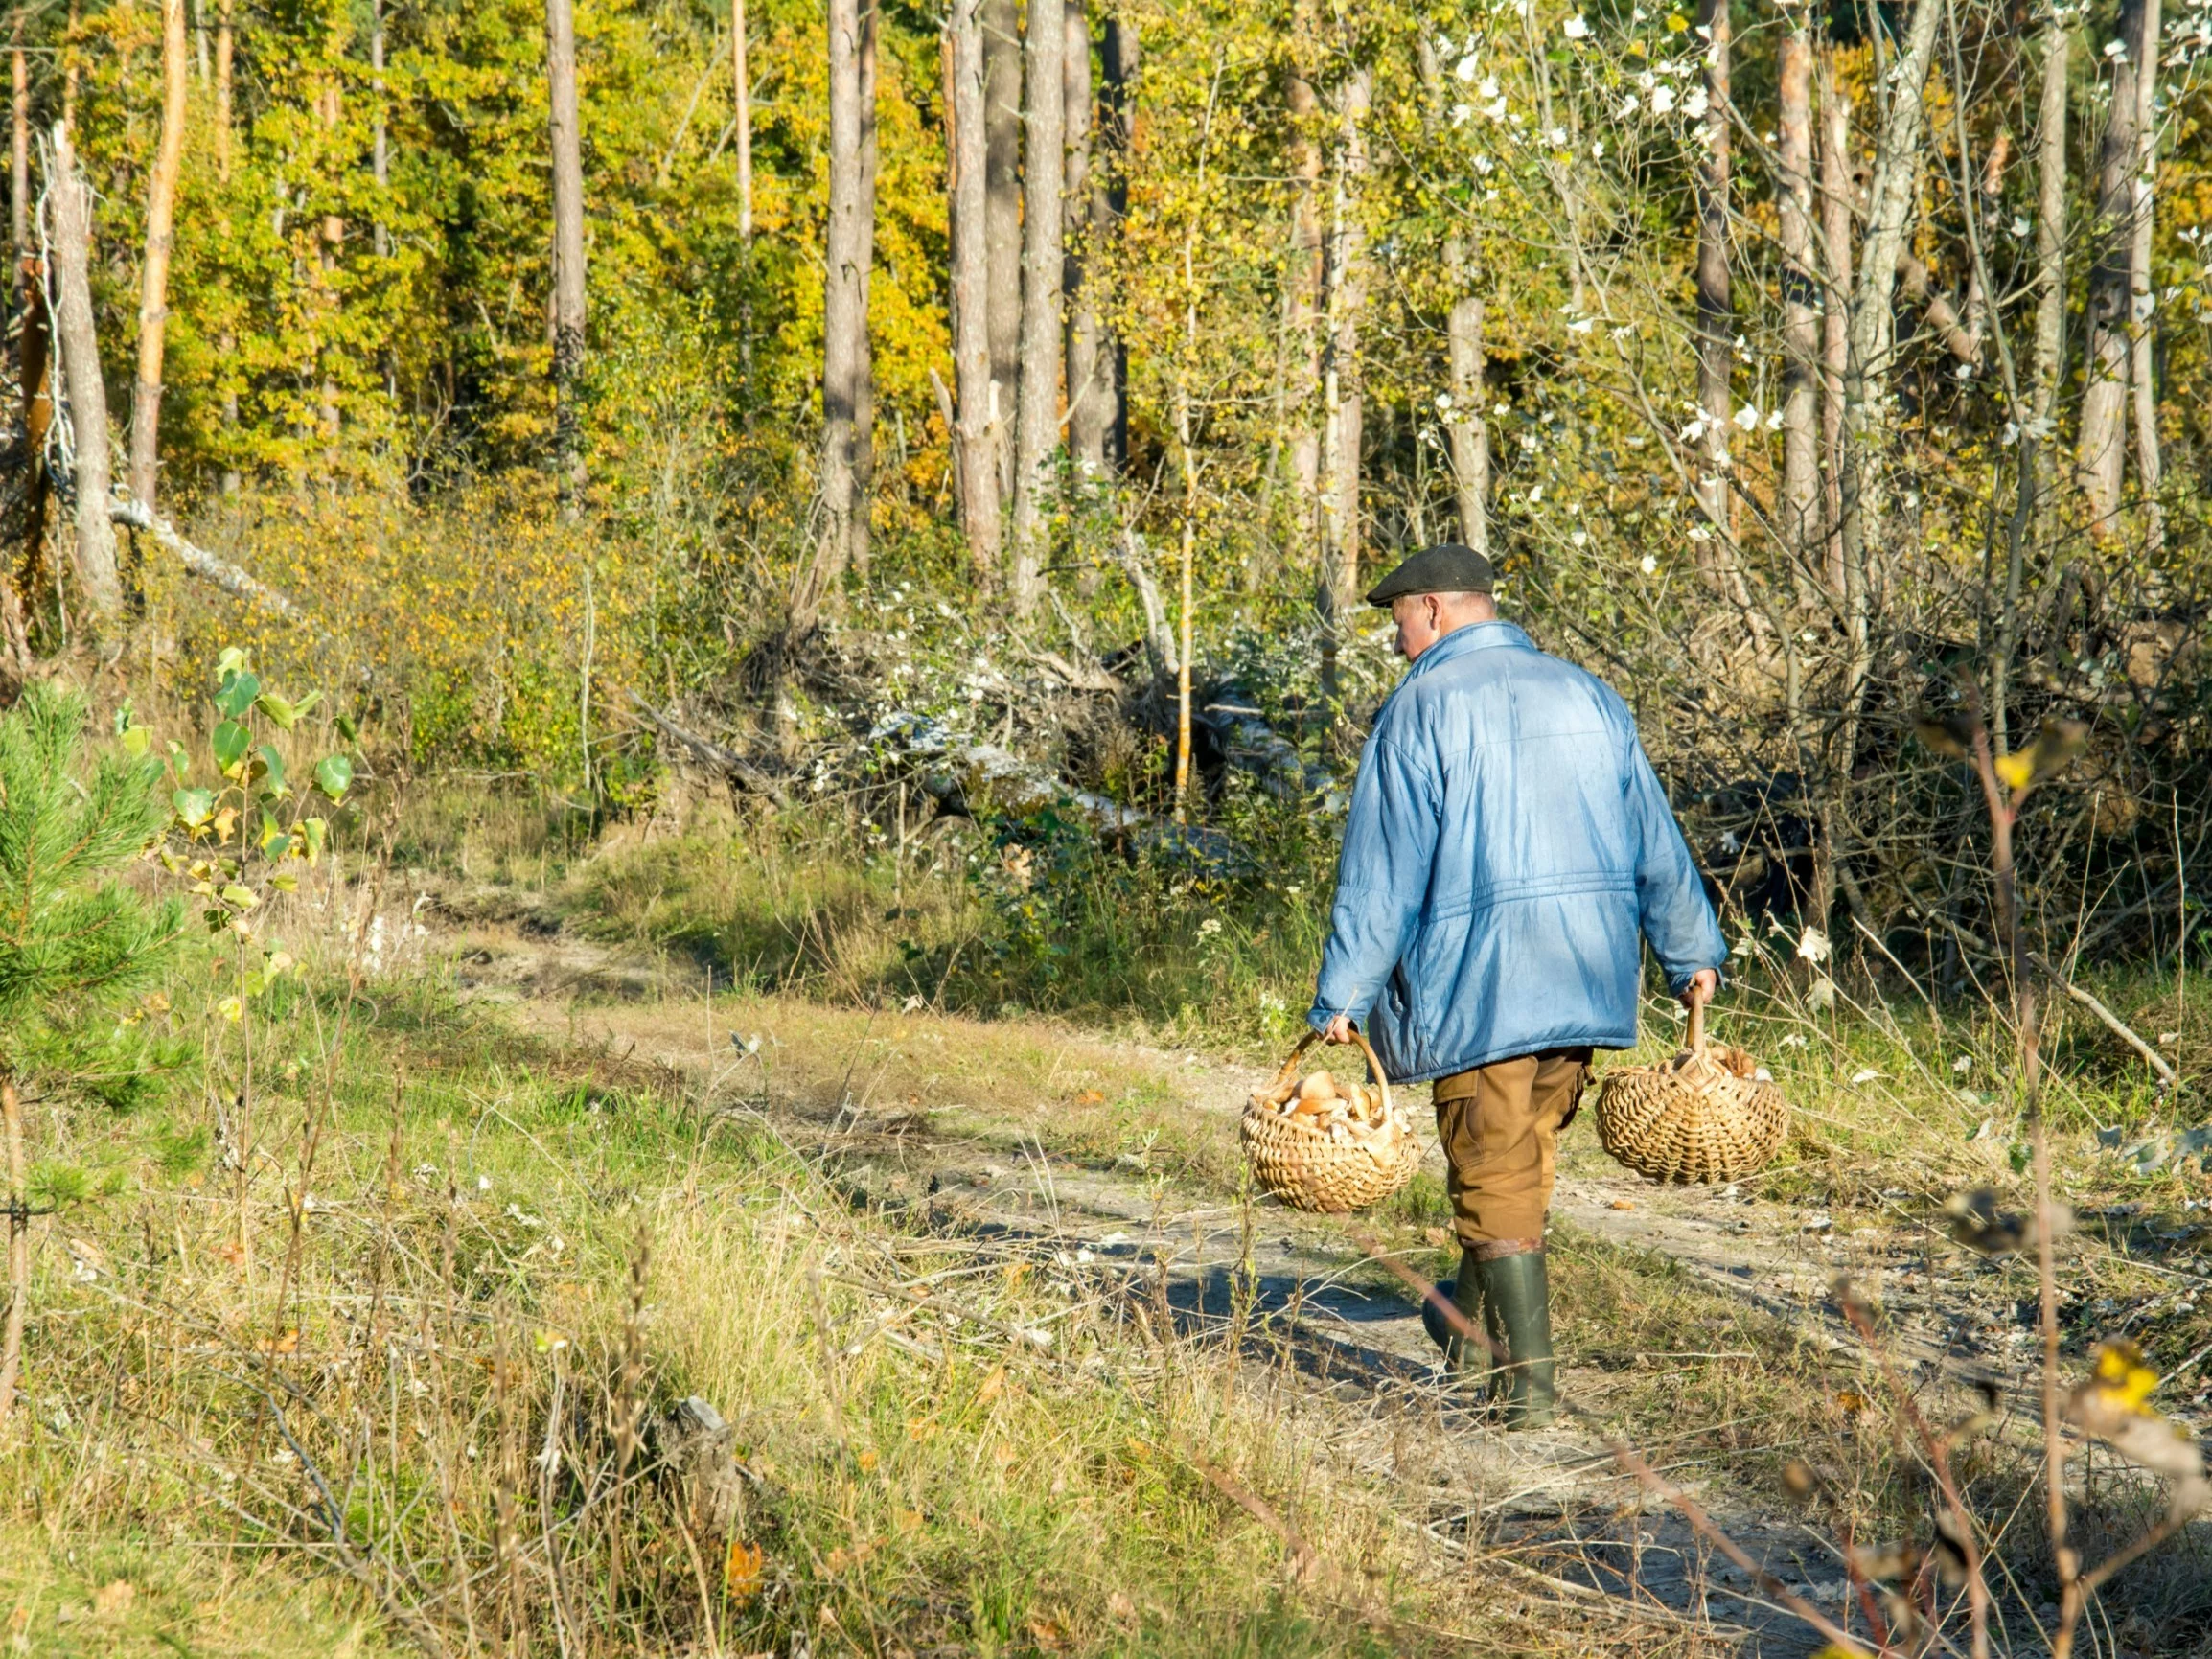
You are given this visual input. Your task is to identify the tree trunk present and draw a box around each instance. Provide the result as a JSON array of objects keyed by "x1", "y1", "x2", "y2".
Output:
[
  {"x1": 2129, "y1": 0, "x2": 2162, "y2": 553},
  {"x1": 949, "y1": 0, "x2": 1001, "y2": 583},
  {"x1": 1319, "y1": 66, "x2": 1369, "y2": 617},
  {"x1": 1008, "y1": 0, "x2": 1063, "y2": 613},
  {"x1": 1777, "y1": 29, "x2": 1819, "y2": 578},
  {"x1": 129, "y1": 0, "x2": 189, "y2": 513},
  {"x1": 1694, "y1": 0, "x2": 1732, "y2": 549},
  {"x1": 9, "y1": 15, "x2": 25, "y2": 282},
  {"x1": 1817, "y1": 51, "x2": 1852, "y2": 598},
  {"x1": 850, "y1": 0, "x2": 878, "y2": 578},
  {"x1": 1285, "y1": 64, "x2": 1323, "y2": 548},
  {"x1": 1063, "y1": 0, "x2": 1106, "y2": 488},
  {"x1": 1443, "y1": 237, "x2": 1486, "y2": 556},
  {"x1": 545, "y1": 0, "x2": 588, "y2": 519},
  {"x1": 801, "y1": 0, "x2": 871, "y2": 631},
  {"x1": 2031, "y1": 25, "x2": 2067, "y2": 436},
  {"x1": 47, "y1": 120, "x2": 122, "y2": 621},
  {"x1": 981, "y1": 0, "x2": 1020, "y2": 497},
  {"x1": 372, "y1": 0, "x2": 389, "y2": 260},
  {"x1": 1839, "y1": 0, "x2": 1943, "y2": 597},
  {"x1": 1097, "y1": 15, "x2": 1132, "y2": 470},
  {"x1": 2078, "y1": 0, "x2": 2144, "y2": 536},
  {"x1": 215, "y1": 0, "x2": 233, "y2": 179},
  {"x1": 732, "y1": 0, "x2": 752, "y2": 237},
  {"x1": 315, "y1": 78, "x2": 343, "y2": 449}
]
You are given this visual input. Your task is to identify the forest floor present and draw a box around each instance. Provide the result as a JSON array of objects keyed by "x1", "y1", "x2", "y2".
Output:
[{"x1": 403, "y1": 872, "x2": 2212, "y2": 1658}]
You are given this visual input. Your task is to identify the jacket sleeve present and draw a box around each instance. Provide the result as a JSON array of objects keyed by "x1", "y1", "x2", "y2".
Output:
[
  {"x1": 1621, "y1": 723, "x2": 1728, "y2": 994},
  {"x1": 1309, "y1": 726, "x2": 1440, "y2": 1030}
]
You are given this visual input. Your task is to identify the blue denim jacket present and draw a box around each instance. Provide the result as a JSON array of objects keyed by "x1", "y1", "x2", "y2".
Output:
[{"x1": 1308, "y1": 621, "x2": 1726, "y2": 1083}]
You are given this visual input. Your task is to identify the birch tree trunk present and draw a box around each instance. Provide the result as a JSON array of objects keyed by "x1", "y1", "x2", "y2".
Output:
[
  {"x1": 2031, "y1": 24, "x2": 2067, "y2": 471},
  {"x1": 2129, "y1": 0, "x2": 2163, "y2": 553},
  {"x1": 129, "y1": 0, "x2": 188, "y2": 513},
  {"x1": 1285, "y1": 62, "x2": 1324, "y2": 547},
  {"x1": 949, "y1": 0, "x2": 1000, "y2": 583},
  {"x1": 1319, "y1": 66, "x2": 1370, "y2": 615},
  {"x1": 1008, "y1": 0, "x2": 1063, "y2": 613},
  {"x1": 545, "y1": 0, "x2": 588, "y2": 519},
  {"x1": 732, "y1": 0, "x2": 752, "y2": 237},
  {"x1": 2077, "y1": 0, "x2": 2144, "y2": 536},
  {"x1": 982, "y1": 0, "x2": 1021, "y2": 496},
  {"x1": 801, "y1": 0, "x2": 871, "y2": 630},
  {"x1": 1777, "y1": 29, "x2": 1819, "y2": 577},
  {"x1": 1063, "y1": 0, "x2": 1106, "y2": 488},
  {"x1": 1694, "y1": 0, "x2": 1732, "y2": 550},
  {"x1": 47, "y1": 120, "x2": 122, "y2": 621},
  {"x1": 315, "y1": 78, "x2": 343, "y2": 449},
  {"x1": 371, "y1": 0, "x2": 389, "y2": 260},
  {"x1": 850, "y1": 0, "x2": 878, "y2": 578},
  {"x1": 1415, "y1": 33, "x2": 1485, "y2": 554},
  {"x1": 1817, "y1": 51, "x2": 1852, "y2": 596},
  {"x1": 1839, "y1": 0, "x2": 1943, "y2": 613}
]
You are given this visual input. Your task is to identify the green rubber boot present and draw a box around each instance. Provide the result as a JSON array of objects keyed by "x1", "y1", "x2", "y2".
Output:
[
  {"x1": 1418, "y1": 1255, "x2": 1490, "y2": 1375},
  {"x1": 1473, "y1": 1251, "x2": 1556, "y2": 1430}
]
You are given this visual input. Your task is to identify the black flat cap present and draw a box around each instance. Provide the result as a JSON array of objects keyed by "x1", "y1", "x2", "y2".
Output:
[{"x1": 1364, "y1": 543, "x2": 1494, "y2": 606}]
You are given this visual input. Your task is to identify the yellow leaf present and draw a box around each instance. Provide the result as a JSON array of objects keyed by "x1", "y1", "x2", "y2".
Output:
[
  {"x1": 2089, "y1": 1341, "x2": 2159, "y2": 1415},
  {"x1": 1993, "y1": 749, "x2": 2035, "y2": 792},
  {"x1": 723, "y1": 1538, "x2": 765, "y2": 1604},
  {"x1": 856, "y1": 1447, "x2": 879, "y2": 1472},
  {"x1": 976, "y1": 1364, "x2": 1006, "y2": 1404},
  {"x1": 217, "y1": 997, "x2": 244, "y2": 1024}
]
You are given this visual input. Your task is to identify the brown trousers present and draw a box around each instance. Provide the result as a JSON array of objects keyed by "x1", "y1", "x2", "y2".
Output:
[{"x1": 1432, "y1": 1048, "x2": 1594, "y2": 1253}]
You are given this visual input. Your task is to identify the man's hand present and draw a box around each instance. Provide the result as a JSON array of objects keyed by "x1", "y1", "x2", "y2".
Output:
[
  {"x1": 1322, "y1": 1013, "x2": 1355, "y2": 1045},
  {"x1": 1682, "y1": 967, "x2": 1719, "y2": 1009}
]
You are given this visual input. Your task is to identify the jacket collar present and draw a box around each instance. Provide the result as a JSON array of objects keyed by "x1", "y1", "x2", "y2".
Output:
[{"x1": 1403, "y1": 620, "x2": 1532, "y2": 681}]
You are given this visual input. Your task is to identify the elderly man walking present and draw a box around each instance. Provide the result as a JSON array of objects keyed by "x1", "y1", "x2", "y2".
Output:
[{"x1": 1312, "y1": 544, "x2": 1725, "y2": 1429}]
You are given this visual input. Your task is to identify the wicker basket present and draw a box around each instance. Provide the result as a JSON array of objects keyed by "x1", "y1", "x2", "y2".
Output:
[
  {"x1": 1593, "y1": 992, "x2": 1789, "y2": 1183},
  {"x1": 1240, "y1": 1028, "x2": 1426, "y2": 1214}
]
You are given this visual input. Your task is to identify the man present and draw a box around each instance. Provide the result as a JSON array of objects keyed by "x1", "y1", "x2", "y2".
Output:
[{"x1": 1311, "y1": 543, "x2": 1724, "y2": 1429}]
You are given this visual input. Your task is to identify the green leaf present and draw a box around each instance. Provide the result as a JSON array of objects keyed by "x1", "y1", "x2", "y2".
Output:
[
  {"x1": 270, "y1": 871, "x2": 299, "y2": 891},
  {"x1": 214, "y1": 670, "x2": 261, "y2": 720},
  {"x1": 255, "y1": 688, "x2": 322, "y2": 731},
  {"x1": 299, "y1": 817, "x2": 327, "y2": 865},
  {"x1": 255, "y1": 745, "x2": 289, "y2": 797},
  {"x1": 212, "y1": 720, "x2": 252, "y2": 772},
  {"x1": 313, "y1": 754, "x2": 353, "y2": 800},
  {"x1": 334, "y1": 714, "x2": 358, "y2": 745},
  {"x1": 258, "y1": 814, "x2": 292, "y2": 862},
  {"x1": 219, "y1": 885, "x2": 258, "y2": 911},
  {"x1": 173, "y1": 788, "x2": 217, "y2": 828}
]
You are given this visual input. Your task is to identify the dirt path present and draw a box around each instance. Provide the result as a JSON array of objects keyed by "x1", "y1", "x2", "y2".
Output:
[{"x1": 409, "y1": 885, "x2": 2064, "y2": 1654}]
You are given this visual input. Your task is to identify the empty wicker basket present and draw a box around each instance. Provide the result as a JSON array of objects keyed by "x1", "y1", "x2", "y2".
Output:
[
  {"x1": 1241, "y1": 1028, "x2": 1426, "y2": 1214},
  {"x1": 1593, "y1": 993, "x2": 1789, "y2": 1183}
]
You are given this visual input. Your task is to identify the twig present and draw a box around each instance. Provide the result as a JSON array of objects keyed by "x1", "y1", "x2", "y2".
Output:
[
  {"x1": 2038, "y1": 969, "x2": 2177, "y2": 1090},
  {"x1": 623, "y1": 693, "x2": 793, "y2": 807}
]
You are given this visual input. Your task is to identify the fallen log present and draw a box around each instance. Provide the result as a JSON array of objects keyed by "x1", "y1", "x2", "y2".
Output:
[
  {"x1": 624, "y1": 693, "x2": 793, "y2": 808},
  {"x1": 108, "y1": 492, "x2": 313, "y2": 623}
]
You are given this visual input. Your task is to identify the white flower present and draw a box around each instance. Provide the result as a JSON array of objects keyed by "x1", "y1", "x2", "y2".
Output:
[
  {"x1": 1478, "y1": 76, "x2": 1500, "y2": 98},
  {"x1": 1651, "y1": 84, "x2": 1676, "y2": 113},
  {"x1": 1685, "y1": 85, "x2": 1710, "y2": 119},
  {"x1": 1780, "y1": 1032, "x2": 1809, "y2": 1048},
  {"x1": 1455, "y1": 52, "x2": 1481, "y2": 81},
  {"x1": 1473, "y1": 153, "x2": 1493, "y2": 174},
  {"x1": 1197, "y1": 917, "x2": 1223, "y2": 937},
  {"x1": 1563, "y1": 13, "x2": 1590, "y2": 38},
  {"x1": 1733, "y1": 403, "x2": 1760, "y2": 430},
  {"x1": 1951, "y1": 1055, "x2": 1972, "y2": 1073},
  {"x1": 1850, "y1": 1069, "x2": 1879, "y2": 1085},
  {"x1": 1451, "y1": 102, "x2": 1473, "y2": 126},
  {"x1": 1485, "y1": 96, "x2": 1509, "y2": 120},
  {"x1": 1435, "y1": 391, "x2": 1454, "y2": 411},
  {"x1": 1619, "y1": 95, "x2": 1640, "y2": 116},
  {"x1": 1639, "y1": 553, "x2": 1658, "y2": 574},
  {"x1": 2105, "y1": 36, "x2": 2127, "y2": 57},
  {"x1": 2011, "y1": 215, "x2": 2032, "y2": 237},
  {"x1": 1796, "y1": 927, "x2": 1832, "y2": 964},
  {"x1": 1568, "y1": 315, "x2": 1594, "y2": 334},
  {"x1": 1571, "y1": 530, "x2": 1588, "y2": 547},
  {"x1": 1547, "y1": 125, "x2": 1568, "y2": 145},
  {"x1": 1764, "y1": 408, "x2": 1785, "y2": 430}
]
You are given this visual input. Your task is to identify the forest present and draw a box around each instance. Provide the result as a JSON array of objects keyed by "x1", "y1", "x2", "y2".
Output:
[{"x1": 0, "y1": 0, "x2": 2210, "y2": 1654}]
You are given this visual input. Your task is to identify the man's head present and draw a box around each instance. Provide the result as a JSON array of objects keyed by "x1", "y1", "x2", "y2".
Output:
[{"x1": 1365, "y1": 544, "x2": 1497, "y2": 661}]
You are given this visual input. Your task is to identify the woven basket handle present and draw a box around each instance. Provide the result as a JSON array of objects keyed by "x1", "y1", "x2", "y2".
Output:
[
  {"x1": 1269, "y1": 1025, "x2": 1394, "y2": 1116},
  {"x1": 1685, "y1": 981, "x2": 1709, "y2": 1053}
]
